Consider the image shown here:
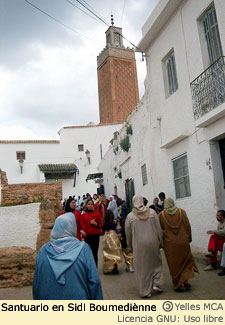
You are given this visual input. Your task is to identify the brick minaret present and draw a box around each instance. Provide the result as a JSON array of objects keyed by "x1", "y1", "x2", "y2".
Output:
[{"x1": 97, "y1": 21, "x2": 139, "y2": 124}]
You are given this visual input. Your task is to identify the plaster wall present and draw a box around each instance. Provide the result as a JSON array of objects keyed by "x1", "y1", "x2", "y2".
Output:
[
  {"x1": 181, "y1": 0, "x2": 224, "y2": 79},
  {"x1": 0, "y1": 203, "x2": 40, "y2": 249},
  {"x1": 0, "y1": 123, "x2": 122, "y2": 198},
  {"x1": 0, "y1": 142, "x2": 60, "y2": 184},
  {"x1": 99, "y1": 92, "x2": 155, "y2": 201},
  {"x1": 143, "y1": 0, "x2": 225, "y2": 250},
  {"x1": 99, "y1": 0, "x2": 225, "y2": 251},
  {"x1": 58, "y1": 123, "x2": 122, "y2": 196},
  {"x1": 100, "y1": 106, "x2": 218, "y2": 252}
]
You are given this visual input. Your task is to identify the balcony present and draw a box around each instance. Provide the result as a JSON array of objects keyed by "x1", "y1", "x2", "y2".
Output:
[{"x1": 190, "y1": 56, "x2": 225, "y2": 125}]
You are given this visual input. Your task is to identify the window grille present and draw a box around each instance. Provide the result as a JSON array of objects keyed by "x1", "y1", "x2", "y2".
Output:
[
  {"x1": 16, "y1": 151, "x2": 25, "y2": 160},
  {"x1": 166, "y1": 52, "x2": 178, "y2": 95},
  {"x1": 141, "y1": 164, "x2": 148, "y2": 186},
  {"x1": 203, "y1": 6, "x2": 223, "y2": 64},
  {"x1": 78, "y1": 144, "x2": 84, "y2": 152},
  {"x1": 172, "y1": 154, "x2": 191, "y2": 199}
]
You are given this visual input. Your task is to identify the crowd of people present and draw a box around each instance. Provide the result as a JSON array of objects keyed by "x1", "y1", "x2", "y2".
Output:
[{"x1": 33, "y1": 191, "x2": 225, "y2": 299}]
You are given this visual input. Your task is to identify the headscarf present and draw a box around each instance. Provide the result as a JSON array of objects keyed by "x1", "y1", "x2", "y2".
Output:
[
  {"x1": 132, "y1": 195, "x2": 150, "y2": 220},
  {"x1": 164, "y1": 198, "x2": 178, "y2": 215},
  {"x1": 64, "y1": 197, "x2": 75, "y2": 212},
  {"x1": 108, "y1": 196, "x2": 118, "y2": 219},
  {"x1": 45, "y1": 212, "x2": 84, "y2": 285}
]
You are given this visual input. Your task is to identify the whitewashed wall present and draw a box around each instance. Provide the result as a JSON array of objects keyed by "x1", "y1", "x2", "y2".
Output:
[
  {"x1": 98, "y1": 0, "x2": 225, "y2": 252},
  {"x1": 57, "y1": 123, "x2": 123, "y2": 197},
  {"x1": 0, "y1": 203, "x2": 40, "y2": 249},
  {"x1": 98, "y1": 89, "x2": 155, "y2": 201},
  {"x1": 0, "y1": 123, "x2": 122, "y2": 199},
  {"x1": 0, "y1": 142, "x2": 61, "y2": 184}
]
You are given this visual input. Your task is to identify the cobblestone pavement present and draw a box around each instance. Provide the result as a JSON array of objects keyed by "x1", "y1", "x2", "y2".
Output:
[{"x1": 0, "y1": 249, "x2": 224, "y2": 300}]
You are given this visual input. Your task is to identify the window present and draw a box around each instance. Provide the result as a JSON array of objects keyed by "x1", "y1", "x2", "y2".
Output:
[
  {"x1": 172, "y1": 154, "x2": 191, "y2": 199},
  {"x1": 219, "y1": 138, "x2": 225, "y2": 188},
  {"x1": 78, "y1": 144, "x2": 84, "y2": 152},
  {"x1": 141, "y1": 164, "x2": 148, "y2": 186},
  {"x1": 203, "y1": 6, "x2": 223, "y2": 64},
  {"x1": 16, "y1": 151, "x2": 25, "y2": 160},
  {"x1": 163, "y1": 50, "x2": 178, "y2": 97},
  {"x1": 114, "y1": 32, "x2": 122, "y2": 46},
  {"x1": 107, "y1": 33, "x2": 111, "y2": 45},
  {"x1": 125, "y1": 178, "x2": 135, "y2": 212}
]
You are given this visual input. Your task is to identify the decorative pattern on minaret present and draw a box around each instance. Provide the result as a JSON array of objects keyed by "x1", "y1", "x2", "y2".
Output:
[{"x1": 97, "y1": 24, "x2": 139, "y2": 124}]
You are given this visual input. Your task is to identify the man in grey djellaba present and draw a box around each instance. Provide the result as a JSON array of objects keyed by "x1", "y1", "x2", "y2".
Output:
[{"x1": 125, "y1": 195, "x2": 164, "y2": 298}]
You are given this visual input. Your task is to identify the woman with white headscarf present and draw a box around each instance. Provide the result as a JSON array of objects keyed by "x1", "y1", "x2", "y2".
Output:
[
  {"x1": 107, "y1": 195, "x2": 119, "y2": 220},
  {"x1": 33, "y1": 212, "x2": 103, "y2": 300},
  {"x1": 125, "y1": 195, "x2": 164, "y2": 298}
]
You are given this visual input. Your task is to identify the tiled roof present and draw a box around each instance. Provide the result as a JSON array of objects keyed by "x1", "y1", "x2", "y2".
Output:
[
  {"x1": 62, "y1": 122, "x2": 122, "y2": 129},
  {"x1": 0, "y1": 140, "x2": 59, "y2": 143},
  {"x1": 38, "y1": 163, "x2": 77, "y2": 173},
  {"x1": 86, "y1": 173, "x2": 103, "y2": 182}
]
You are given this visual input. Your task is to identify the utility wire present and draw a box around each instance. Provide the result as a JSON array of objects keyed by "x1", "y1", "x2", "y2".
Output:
[
  {"x1": 80, "y1": 0, "x2": 110, "y2": 25},
  {"x1": 112, "y1": 27, "x2": 144, "y2": 52},
  {"x1": 65, "y1": 0, "x2": 100, "y2": 24},
  {"x1": 23, "y1": 0, "x2": 144, "y2": 55},
  {"x1": 23, "y1": 0, "x2": 103, "y2": 45},
  {"x1": 74, "y1": 0, "x2": 144, "y2": 52},
  {"x1": 75, "y1": 0, "x2": 110, "y2": 26},
  {"x1": 120, "y1": 0, "x2": 126, "y2": 26}
]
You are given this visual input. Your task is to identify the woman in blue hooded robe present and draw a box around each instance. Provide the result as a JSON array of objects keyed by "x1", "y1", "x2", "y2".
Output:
[{"x1": 33, "y1": 212, "x2": 103, "y2": 300}]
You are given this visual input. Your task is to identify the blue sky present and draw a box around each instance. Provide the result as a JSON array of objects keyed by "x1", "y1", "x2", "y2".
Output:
[{"x1": 0, "y1": 0, "x2": 159, "y2": 139}]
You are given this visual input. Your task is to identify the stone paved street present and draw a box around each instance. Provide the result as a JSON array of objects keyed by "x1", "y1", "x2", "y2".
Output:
[
  {"x1": 0, "y1": 246, "x2": 225, "y2": 300},
  {"x1": 100, "y1": 255, "x2": 225, "y2": 300}
]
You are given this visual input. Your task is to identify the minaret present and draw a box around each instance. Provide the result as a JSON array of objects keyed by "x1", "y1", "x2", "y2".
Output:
[{"x1": 97, "y1": 16, "x2": 139, "y2": 124}]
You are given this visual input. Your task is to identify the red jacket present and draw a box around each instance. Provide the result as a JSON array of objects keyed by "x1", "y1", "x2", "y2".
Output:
[
  {"x1": 94, "y1": 202, "x2": 106, "y2": 220},
  {"x1": 82, "y1": 210, "x2": 102, "y2": 235},
  {"x1": 60, "y1": 209, "x2": 86, "y2": 240}
]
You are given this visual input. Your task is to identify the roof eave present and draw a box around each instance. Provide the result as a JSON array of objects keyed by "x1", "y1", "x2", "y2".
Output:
[
  {"x1": 43, "y1": 170, "x2": 77, "y2": 174},
  {"x1": 136, "y1": 0, "x2": 182, "y2": 53}
]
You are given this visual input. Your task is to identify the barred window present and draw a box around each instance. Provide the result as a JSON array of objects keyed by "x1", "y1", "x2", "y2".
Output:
[
  {"x1": 78, "y1": 144, "x2": 84, "y2": 152},
  {"x1": 172, "y1": 154, "x2": 191, "y2": 199},
  {"x1": 16, "y1": 151, "x2": 25, "y2": 160},
  {"x1": 203, "y1": 6, "x2": 223, "y2": 64},
  {"x1": 141, "y1": 164, "x2": 148, "y2": 186},
  {"x1": 163, "y1": 50, "x2": 178, "y2": 97}
]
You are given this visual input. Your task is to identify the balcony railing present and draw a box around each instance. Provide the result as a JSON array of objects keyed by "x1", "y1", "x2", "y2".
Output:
[{"x1": 190, "y1": 56, "x2": 225, "y2": 120}]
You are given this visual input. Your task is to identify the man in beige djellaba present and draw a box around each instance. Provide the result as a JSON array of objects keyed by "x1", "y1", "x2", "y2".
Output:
[{"x1": 125, "y1": 195, "x2": 164, "y2": 298}]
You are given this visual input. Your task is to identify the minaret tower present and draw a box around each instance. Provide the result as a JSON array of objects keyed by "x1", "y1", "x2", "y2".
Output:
[{"x1": 97, "y1": 15, "x2": 139, "y2": 124}]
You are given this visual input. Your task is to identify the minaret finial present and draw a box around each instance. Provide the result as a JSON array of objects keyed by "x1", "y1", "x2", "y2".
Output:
[{"x1": 111, "y1": 14, "x2": 114, "y2": 26}]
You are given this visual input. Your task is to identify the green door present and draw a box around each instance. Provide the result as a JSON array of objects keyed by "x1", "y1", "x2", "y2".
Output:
[{"x1": 125, "y1": 179, "x2": 135, "y2": 213}]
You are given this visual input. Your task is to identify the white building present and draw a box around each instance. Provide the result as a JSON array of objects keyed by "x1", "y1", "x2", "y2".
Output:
[
  {"x1": 0, "y1": 24, "x2": 140, "y2": 201},
  {"x1": 98, "y1": 0, "x2": 225, "y2": 251},
  {"x1": 0, "y1": 122, "x2": 122, "y2": 198}
]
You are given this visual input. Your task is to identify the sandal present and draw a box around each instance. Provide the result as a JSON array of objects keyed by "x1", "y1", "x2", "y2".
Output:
[
  {"x1": 183, "y1": 281, "x2": 191, "y2": 289},
  {"x1": 152, "y1": 286, "x2": 163, "y2": 294},
  {"x1": 175, "y1": 285, "x2": 184, "y2": 292}
]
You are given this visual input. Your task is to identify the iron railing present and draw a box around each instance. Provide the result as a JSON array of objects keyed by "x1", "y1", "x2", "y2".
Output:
[{"x1": 190, "y1": 56, "x2": 225, "y2": 120}]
